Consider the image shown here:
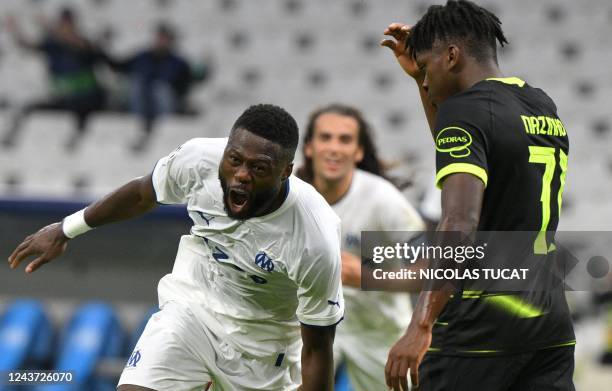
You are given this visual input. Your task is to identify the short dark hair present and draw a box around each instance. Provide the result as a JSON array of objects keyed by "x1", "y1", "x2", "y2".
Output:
[
  {"x1": 409, "y1": 0, "x2": 508, "y2": 64},
  {"x1": 156, "y1": 22, "x2": 176, "y2": 40},
  {"x1": 231, "y1": 104, "x2": 299, "y2": 162},
  {"x1": 296, "y1": 104, "x2": 389, "y2": 183},
  {"x1": 59, "y1": 7, "x2": 76, "y2": 23}
]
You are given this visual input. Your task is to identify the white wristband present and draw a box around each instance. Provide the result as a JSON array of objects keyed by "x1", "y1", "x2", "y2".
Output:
[{"x1": 62, "y1": 209, "x2": 94, "y2": 239}]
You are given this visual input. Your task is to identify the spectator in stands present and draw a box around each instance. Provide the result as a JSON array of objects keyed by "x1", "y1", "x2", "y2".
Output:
[
  {"x1": 105, "y1": 23, "x2": 206, "y2": 152},
  {"x1": 2, "y1": 7, "x2": 107, "y2": 150}
]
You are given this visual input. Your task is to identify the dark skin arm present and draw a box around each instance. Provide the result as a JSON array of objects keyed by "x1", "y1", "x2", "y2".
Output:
[
  {"x1": 299, "y1": 323, "x2": 336, "y2": 391},
  {"x1": 381, "y1": 21, "x2": 486, "y2": 390},
  {"x1": 384, "y1": 173, "x2": 484, "y2": 391},
  {"x1": 8, "y1": 174, "x2": 158, "y2": 273}
]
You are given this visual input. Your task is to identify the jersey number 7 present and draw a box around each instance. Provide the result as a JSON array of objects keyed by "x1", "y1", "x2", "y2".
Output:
[{"x1": 528, "y1": 146, "x2": 568, "y2": 254}]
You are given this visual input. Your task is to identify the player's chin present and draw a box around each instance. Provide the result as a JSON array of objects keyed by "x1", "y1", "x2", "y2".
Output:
[{"x1": 225, "y1": 197, "x2": 253, "y2": 219}]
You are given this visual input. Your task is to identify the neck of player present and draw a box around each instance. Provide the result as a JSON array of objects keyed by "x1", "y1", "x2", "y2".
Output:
[
  {"x1": 459, "y1": 59, "x2": 503, "y2": 91},
  {"x1": 313, "y1": 170, "x2": 353, "y2": 205},
  {"x1": 256, "y1": 179, "x2": 289, "y2": 217}
]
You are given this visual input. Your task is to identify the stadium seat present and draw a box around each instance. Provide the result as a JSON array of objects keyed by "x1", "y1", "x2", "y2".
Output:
[
  {"x1": 0, "y1": 299, "x2": 53, "y2": 372},
  {"x1": 334, "y1": 364, "x2": 355, "y2": 391},
  {"x1": 74, "y1": 114, "x2": 142, "y2": 195},
  {"x1": 14, "y1": 112, "x2": 79, "y2": 198},
  {"x1": 40, "y1": 302, "x2": 124, "y2": 391}
]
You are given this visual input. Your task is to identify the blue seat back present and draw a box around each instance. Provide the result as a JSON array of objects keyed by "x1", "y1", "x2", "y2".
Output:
[
  {"x1": 40, "y1": 302, "x2": 123, "y2": 391},
  {"x1": 0, "y1": 299, "x2": 52, "y2": 371}
]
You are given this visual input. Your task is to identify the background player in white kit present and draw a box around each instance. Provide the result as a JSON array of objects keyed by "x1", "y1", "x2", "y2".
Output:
[
  {"x1": 296, "y1": 104, "x2": 424, "y2": 391},
  {"x1": 8, "y1": 104, "x2": 344, "y2": 391}
]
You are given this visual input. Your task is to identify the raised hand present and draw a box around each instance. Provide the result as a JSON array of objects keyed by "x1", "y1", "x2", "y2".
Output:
[
  {"x1": 381, "y1": 23, "x2": 422, "y2": 81},
  {"x1": 8, "y1": 222, "x2": 69, "y2": 273}
]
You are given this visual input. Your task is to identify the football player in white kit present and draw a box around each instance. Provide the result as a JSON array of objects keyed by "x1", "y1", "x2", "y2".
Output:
[
  {"x1": 8, "y1": 104, "x2": 344, "y2": 391},
  {"x1": 296, "y1": 104, "x2": 424, "y2": 391}
]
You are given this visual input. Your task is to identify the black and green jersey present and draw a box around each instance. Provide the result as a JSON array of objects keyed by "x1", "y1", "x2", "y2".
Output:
[{"x1": 431, "y1": 77, "x2": 575, "y2": 355}]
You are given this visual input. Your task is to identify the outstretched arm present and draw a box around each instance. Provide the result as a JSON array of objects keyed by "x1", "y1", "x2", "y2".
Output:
[
  {"x1": 8, "y1": 174, "x2": 158, "y2": 273},
  {"x1": 5, "y1": 15, "x2": 40, "y2": 51},
  {"x1": 381, "y1": 23, "x2": 437, "y2": 137},
  {"x1": 300, "y1": 323, "x2": 336, "y2": 391}
]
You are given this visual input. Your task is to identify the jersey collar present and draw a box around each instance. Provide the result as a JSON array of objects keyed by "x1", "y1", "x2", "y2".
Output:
[{"x1": 486, "y1": 77, "x2": 525, "y2": 87}]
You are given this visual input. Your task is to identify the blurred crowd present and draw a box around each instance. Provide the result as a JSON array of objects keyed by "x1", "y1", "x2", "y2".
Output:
[{"x1": 1, "y1": 6, "x2": 211, "y2": 152}]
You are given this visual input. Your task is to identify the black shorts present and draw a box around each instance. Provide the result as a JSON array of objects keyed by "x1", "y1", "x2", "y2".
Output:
[{"x1": 418, "y1": 346, "x2": 575, "y2": 391}]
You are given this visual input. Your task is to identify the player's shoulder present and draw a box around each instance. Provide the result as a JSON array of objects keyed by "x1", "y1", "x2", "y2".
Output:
[
  {"x1": 354, "y1": 169, "x2": 394, "y2": 190},
  {"x1": 353, "y1": 169, "x2": 404, "y2": 202},
  {"x1": 289, "y1": 176, "x2": 341, "y2": 244},
  {"x1": 352, "y1": 170, "x2": 422, "y2": 226},
  {"x1": 177, "y1": 137, "x2": 228, "y2": 155},
  {"x1": 439, "y1": 81, "x2": 493, "y2": 114},
  {"x1": 291, "y1": 176, "x2": 340, "y2": 225},
  {"x1": 522, "y1": 83, "x2": 559, "y2": 114},
  {"x1": 166, "y1": 137, "x2": 228, "y2": 166}
]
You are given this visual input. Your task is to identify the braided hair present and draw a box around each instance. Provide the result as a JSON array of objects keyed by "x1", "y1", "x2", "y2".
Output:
[{"x1": 409, "y1": 0, "x2": 508, "y2": 64}]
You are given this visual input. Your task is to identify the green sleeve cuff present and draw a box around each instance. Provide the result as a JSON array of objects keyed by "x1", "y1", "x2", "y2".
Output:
[{"x1": 436, "y1": 163, "x2": 488, "y2": 189}]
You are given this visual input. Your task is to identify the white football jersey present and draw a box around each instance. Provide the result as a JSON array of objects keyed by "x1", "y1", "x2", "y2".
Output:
[
  {"x1": 151, "y1": 138, "x2": 344, "y2": 361},
  {"x1": 332, "y1": 169, "x2": 424, "y2": 334}
]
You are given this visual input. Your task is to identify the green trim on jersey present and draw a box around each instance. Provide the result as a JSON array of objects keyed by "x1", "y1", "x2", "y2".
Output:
[
  {"x1": 462, "y1": 290, "x2": 484, "y2": 299},
  {"x1": 436, "y1": 163, "x2": 488, "y2": 189},
  {"x1": 543, "y1": 340, "x2": 577, "y2": 349},
  {"x1": 484, "y1": 295, "x2": 545, "y2": 319},
  {"x1": 428, "y1": 339, "x2": 576, "y2": 355},
  {"x1": 486, "y1": 77, "x2": 526, "y2": 87}
]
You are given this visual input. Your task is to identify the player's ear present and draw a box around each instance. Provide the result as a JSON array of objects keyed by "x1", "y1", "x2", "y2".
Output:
[
  {"x1": 446, "y1": 44, "x2": 460, "y2": 70},
  {"x1": 355, "y1": 145, "x2": 364, "y2": 164},
  {"x1": 282, "y1": 163, "x2": 293, "y2": 181},
  {"x1": 303, "y1": 142, "x2": 313, "y2": 158}
]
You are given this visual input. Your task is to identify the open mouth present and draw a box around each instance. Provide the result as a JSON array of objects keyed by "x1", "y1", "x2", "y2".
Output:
[
  {"x1": 325, "y1": 158, "x2": 342, "y2": 170},
  {"x1": 228, "y1": 188, "x2": 249, "y2": 213}
]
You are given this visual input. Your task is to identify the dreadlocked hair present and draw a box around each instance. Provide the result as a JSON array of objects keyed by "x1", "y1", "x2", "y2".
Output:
[
  {"x1": 296, "y1": 104, "x2": 395, "y2": 186},
  {"x1": 409, "y1": 0, "x2": 508, "y2": 64}
]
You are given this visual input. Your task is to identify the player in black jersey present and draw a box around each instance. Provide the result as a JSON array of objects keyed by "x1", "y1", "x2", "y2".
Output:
[{"x1": 381, "y1": 1, "x2": 574, "y2": 390}]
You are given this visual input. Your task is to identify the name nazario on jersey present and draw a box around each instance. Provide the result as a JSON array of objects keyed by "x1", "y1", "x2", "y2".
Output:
[
  {"x1": 202, "y1": 236, "x2": 275, "y2": 285},
  {"x1": 521, "y1": 114, "x2": 567, "y2": 137}
]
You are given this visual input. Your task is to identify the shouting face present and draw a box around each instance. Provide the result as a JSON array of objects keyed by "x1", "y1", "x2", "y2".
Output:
[{"x1": 218, "y1": 128, "x2": 292, "y2": 219}]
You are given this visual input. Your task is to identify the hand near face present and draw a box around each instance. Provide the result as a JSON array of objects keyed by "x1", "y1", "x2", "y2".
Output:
[{"x1": 381, "y1": 23, "x2": 423, "y2": 82}]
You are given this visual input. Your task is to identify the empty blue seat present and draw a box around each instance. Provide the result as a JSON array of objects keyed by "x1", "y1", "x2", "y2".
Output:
[
  {"x1": 39, "y1": 302, "x2": 124, "y2": 391},
  {"x1": 0, "y1": 299, "x2": 52, "y2": 372}
]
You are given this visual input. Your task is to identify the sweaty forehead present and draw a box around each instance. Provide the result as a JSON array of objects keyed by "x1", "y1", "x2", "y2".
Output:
[{"x1": 227, "y1": 128, "x2": 283, "y2": 161}]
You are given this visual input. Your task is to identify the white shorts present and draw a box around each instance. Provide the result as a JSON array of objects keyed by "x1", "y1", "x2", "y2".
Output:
[{"x1": 118, "y1": 301, "x2": 301, "y2": 391}]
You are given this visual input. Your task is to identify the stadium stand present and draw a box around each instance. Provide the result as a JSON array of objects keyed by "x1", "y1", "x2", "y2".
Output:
[{"x1": 0, "y1": 0, "x2": 611, "y2": 389}]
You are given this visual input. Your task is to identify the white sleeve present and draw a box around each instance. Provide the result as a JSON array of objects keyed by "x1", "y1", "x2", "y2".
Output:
[
  {"x1": 152, "y1": 141, "x2": 196, "y2": 204},
  {"x1": 291, "y1": 221, "x2": 344, "y2": 327},
  {"x1": 151, "y1": 138, "x2": 225, "y2": 205}
]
